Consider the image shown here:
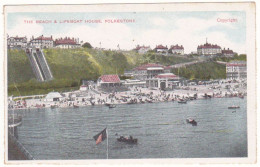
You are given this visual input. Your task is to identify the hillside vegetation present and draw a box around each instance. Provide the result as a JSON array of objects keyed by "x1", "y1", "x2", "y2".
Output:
[
  {"x1": 172, "y1": 61, "x2": 226, "y2": 80},
  {"x1": 213, "y1": 54, "x2": 246, "y2": 62},
  {"x1": 8, "y1": 48, "x2": 194, "y2": 96},
  {"x1": 8, "y1": 50, "x2": 35, "y2": 84}
]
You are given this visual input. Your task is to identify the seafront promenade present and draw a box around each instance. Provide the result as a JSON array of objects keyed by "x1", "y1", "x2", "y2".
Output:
[{"x1": 9, "y1": 79, "x2": 246, "y2": 110}]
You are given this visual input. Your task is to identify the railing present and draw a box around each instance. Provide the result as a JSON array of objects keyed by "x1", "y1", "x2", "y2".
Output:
[
  {"x1": 36, "y1": 50, "x2": 53, "y2": 80},
  {"x1": 26, "y1": 51, "x2": 44, "y2": 81},
  {"x1": 26, "y1": 48, "x2": 53, "y2": 82},
  {"x1": 9, "y1": 132, "x2": 35, "y2": 160},
  {"x1": 33, "y1": 52, "x2": 46, "y2": 80}
]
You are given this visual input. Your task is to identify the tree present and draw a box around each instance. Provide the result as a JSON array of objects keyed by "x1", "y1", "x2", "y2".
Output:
[{"x1": 82, "y1": 42, "x2": 93, "y2": 49}]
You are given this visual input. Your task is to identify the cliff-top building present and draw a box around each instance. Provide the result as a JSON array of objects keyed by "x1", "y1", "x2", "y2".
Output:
[
  {"x1": 169, "y1": 44, "x2": 184, "y2": 55},
  {"x1": 29, "y1": 35, "x2": 54, "y2": 49},
  {"x1": 134, "y1": 45, "x2": 151, "y2": 54},
  {"x1": 7, "y1": 35, "x2": 27, "y2": 49},
  {"x1": 222, "y1": 48, "x2": 235, "y2": 57},
  {"x1": 154, "y1": 45, "x2": 168, "y2": 53},
  {"x1": 55, "y1": 37, "x2": 81, "y2": 49},
  {"x1": 197, "y1": 40, "x2": 222, "y2": 56}
]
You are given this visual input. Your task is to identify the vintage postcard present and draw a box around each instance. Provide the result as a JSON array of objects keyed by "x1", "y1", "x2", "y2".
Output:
[{"x1": 4, "y1": 2, "x2": 256, "y2": 165}]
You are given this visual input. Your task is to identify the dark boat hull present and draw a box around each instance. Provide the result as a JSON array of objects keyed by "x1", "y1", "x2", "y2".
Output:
[
  {"x1": 186, "y1": 119, "x2": 197, "y2": 126},
  {"x1": 109, "y1": 105, "x2": 116, "y2": 108},
  {"x1": 117, "y1": 138, "x2": 138, "y2": 144},
  {"x1": 178, "y1": 101, "x2": 187, "y2": 104},
  {"x1": 228, "y1": 106, "x2": 240, "y2": 109}
]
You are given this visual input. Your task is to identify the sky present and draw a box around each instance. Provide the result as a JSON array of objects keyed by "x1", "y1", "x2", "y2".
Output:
[{"x1": 7, "y1": 11, "x2": 246, "y2": 54}]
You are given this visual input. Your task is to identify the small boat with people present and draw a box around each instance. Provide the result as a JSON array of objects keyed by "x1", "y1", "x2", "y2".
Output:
[
  {"x1": 73, "y1": 104, "x2": 79, "y2": 108},
  {"x1": 203, "y1": 93, "x2": 212, "y2": 99},
  {"x1": 186, "y1": 118, "x2": 197, "y2": 126},
  {"x1": 90, "y1": 101, "x2": 95, "y2": 106},
  {"x1": 228, "y1": 105, "x2": 240, "y2": 109},
  {"x1": 50, "y1": 104, "x2": 58, "y2": 109},
  {"x1": 239, "y1": 95, "x2": 244, "y2": 99},
  {"x1": 146, "y1": 99, "x2": 153, "y2": 103},
  {"x1": 117, "y1": 135, "x2": 138, "y2": 144},
  {"x1": 108, "y1": 104, "x2": 116, "y2": 108},
  {"x1": 189, "y1": 97, "x2": 196, "y2": 100},
  {"x1": 105, "y1": 102, "x2": 111, "y2": 106},
  {"x1": 178, "y1": 99, "x2": 187, "y2": 104},
  {"x1": 127, "y1": 99, "x2": 137, "y2": 104}
]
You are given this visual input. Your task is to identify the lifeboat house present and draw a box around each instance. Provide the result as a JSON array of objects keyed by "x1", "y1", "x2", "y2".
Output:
[
  {"x1": 45, "y1": 92, "x2": 63, "y2": 101},
  {"x1": 146, "y1": 73, "x2": 180, "y2": 90},
  {"x1": 97, "y1": 75, "x2": 121, "y2": 87}
]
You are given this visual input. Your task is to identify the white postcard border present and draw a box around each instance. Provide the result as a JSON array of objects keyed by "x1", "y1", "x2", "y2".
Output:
[{"x1": 3, "y1": 2, "x2": 257, "y2": 165}]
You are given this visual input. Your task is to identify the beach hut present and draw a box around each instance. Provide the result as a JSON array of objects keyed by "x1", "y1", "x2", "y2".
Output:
[
  {"x1": 79, "y1": 85, "x2": 88, "y2": 91},
  {"x1": 45, "y1": 92, "x2": 63, "y2": 101}
]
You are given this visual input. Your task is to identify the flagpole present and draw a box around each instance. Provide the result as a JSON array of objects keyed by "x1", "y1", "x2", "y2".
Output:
[{"x1": 106, "y1": 128, "x2": 108, "y2": 159}]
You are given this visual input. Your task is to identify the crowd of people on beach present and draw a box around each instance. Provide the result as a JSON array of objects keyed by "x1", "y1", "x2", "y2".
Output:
[{"x1": 8, "y1": 79, "x2": 246, "y2": 110}]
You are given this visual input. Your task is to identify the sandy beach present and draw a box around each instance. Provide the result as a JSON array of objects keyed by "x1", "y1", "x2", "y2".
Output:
[{"x1": 9, "y1": 79, "x2": 246, "y2": 110}]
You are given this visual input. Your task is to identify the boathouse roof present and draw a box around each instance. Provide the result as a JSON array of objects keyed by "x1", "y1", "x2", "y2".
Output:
[
  {"x1": 99, "y1": 75, "x2": 121, "y2": 83},
  {"x1": 45, "y1": 92, "x2": 63, "y2": 99}
]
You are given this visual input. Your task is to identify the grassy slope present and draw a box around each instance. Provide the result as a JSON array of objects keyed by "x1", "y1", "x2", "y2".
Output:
[
  {"x1": 42, "y1": 48, "x2": 195, "y2": 81},
  {"x1": 172, "y1": 61, "x2": 226, "y2": 80},
  {"x1": 44, "y1": 48, "x2": 102, "y2": 81},
  {"x1": 8, "y1": 49, "x2": 35, "y2": 84},
  {"x1": 214, "y1": 54, "x2": 247, "y2": 62},
  {"x1": 8, "y1": 48, "x2": 195, "y2": 96}
]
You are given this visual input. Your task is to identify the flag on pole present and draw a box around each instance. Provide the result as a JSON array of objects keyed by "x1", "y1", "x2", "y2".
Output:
[{"x1": 93, "y1": 128, "x2": 107, "y2": 145}]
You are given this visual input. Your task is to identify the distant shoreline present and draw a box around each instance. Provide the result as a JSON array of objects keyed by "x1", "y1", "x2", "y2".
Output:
[{"x1": 9, "y1": 86, "x2": 246, "y2": 111}]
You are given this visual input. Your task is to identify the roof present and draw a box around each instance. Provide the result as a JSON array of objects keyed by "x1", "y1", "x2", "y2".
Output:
[
  {"x1": 226, "y1": 61, "x2": 246, "y2": 67},
  {"x1": 170, "y1": 44, "x2": 184, "y2": 50},
  {"x1": 33, "y1": 35, "x2": 53, "y2": 41},
  {"x1": 10, "y1": 36, "x2": 26, "y2": 40},
  {"x1": 45, "y1": 92, "x2": 62, "y2": 99},
  {"x1": 155, "y1": 73, "x2": 177, "y2": 79},
  {"x1": 135, "y1": 45, "x2": 151, "y2": 50},
  {"x1": 155, "y1": 45, "x2": 168, "y2": 49},
  {"x1": 147, "y1": 67, "x2": 164, "y2": 70},
  {"x1": 99, "y1": 75, "x2": 121, "y2": 83},
  {"x1": 134, "y1": 63, "x2": 165, "y2": 71},
  {"x1": 222, "y1": 48, "x2": 234, "y2": 54},
  {"x1": 164, "y1": 66, "x2": 172, "y2": 70},
  {"x1": 197, "y1": 43, "x2": 221, "y2": 49},
  {"x1": 55, "y1": 37, "x2": 78, "y2": 45}
]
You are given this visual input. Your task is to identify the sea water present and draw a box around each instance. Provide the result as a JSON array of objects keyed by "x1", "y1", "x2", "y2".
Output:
[{"x1": 11, "y1": 97, "x2": 247, "y2": 159}]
